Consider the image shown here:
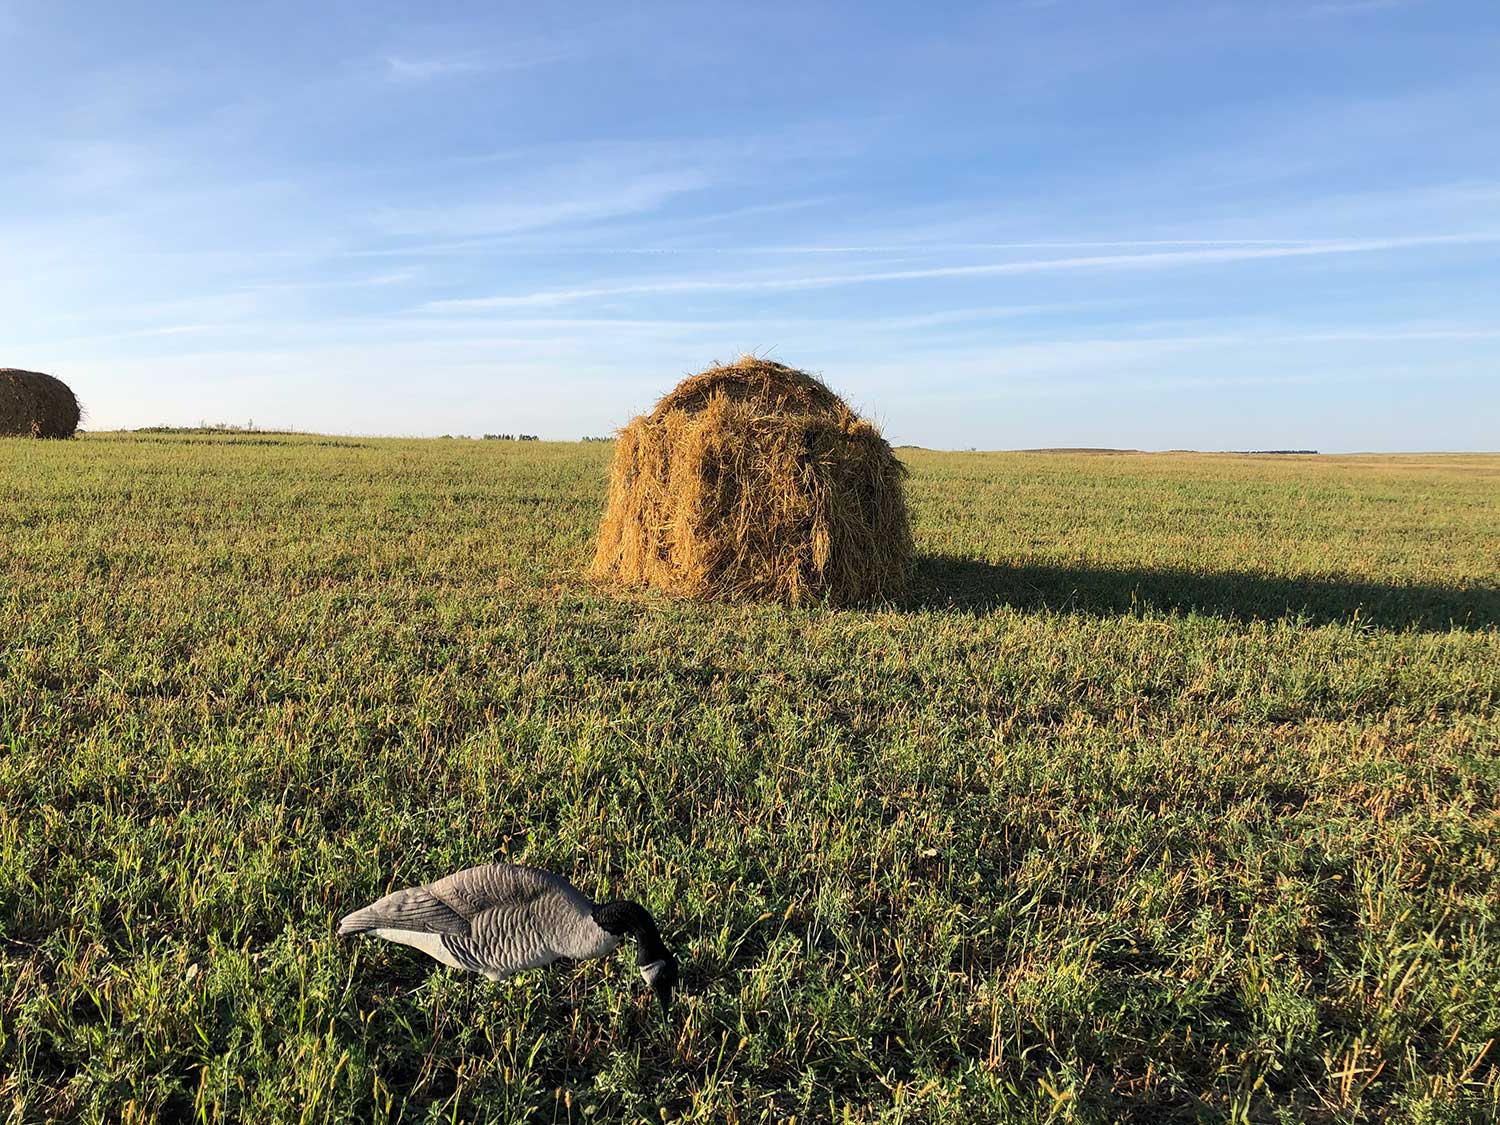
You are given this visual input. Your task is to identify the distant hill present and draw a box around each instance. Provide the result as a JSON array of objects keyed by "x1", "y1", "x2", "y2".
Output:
[
  {"x1": 1017, "y1": 447, "x2": 1321, "y2": 455},
  {"x1": 1018, "y1": 447, "x2": 1142, "y2": 455}
]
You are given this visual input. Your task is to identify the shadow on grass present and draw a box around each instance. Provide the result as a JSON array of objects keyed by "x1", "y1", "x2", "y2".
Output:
[{"x1": 902, "y1": 555, "x2": 1500, "y2": 632}]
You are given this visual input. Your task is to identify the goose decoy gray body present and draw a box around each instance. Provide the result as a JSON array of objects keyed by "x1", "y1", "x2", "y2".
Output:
[{"x1": 337, "y1": 863, "x2": 678, "y2": 1013}]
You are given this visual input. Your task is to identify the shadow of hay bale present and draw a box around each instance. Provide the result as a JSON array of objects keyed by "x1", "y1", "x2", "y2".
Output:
[
  {"x1": 0, "y1": 369, "x2": 81, "y2": 438},
  {"x1": 592, "y1": 358, "x2": 913, "y2": 606},
  {"x1": 902, "y1": 555, "x2": 1500, "y2": 632}
]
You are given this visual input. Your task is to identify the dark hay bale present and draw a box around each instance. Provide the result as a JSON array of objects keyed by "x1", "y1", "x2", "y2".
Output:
[
  {"x1": 593, "y1": 357, "x2": 912, "y2": 605},
  {"x1": 0, "y1": 369, "x2": 81, "y2": 438}
]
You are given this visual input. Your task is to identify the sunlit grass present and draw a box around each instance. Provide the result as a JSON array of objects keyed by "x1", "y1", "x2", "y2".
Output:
[{"x1": 2, "y1": 434, "x2": 1497, "y2": 1122}]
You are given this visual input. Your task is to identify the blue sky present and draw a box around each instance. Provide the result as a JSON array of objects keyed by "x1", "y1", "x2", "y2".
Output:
[{"x1": 4, "y1": 0, "x2": 1498, "y2": 450}]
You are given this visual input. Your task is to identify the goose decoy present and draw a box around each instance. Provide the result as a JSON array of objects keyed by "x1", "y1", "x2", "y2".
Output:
[{"x1": 337, "y1": 863, "x2": 678, "y2": 1013}]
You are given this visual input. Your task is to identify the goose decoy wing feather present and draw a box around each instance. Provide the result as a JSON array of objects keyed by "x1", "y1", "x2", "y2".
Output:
[
  {"x1": 337, "y1": 883, "x2": 469, "y2": 937},
  {"x1": 337, "y1": 863, "x2": 593, "y2": 938}
]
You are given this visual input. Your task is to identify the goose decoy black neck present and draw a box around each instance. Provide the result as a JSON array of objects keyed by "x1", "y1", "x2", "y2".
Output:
[{"x1": 593, "y1": 900, "x2": 678, "y2": 1014}]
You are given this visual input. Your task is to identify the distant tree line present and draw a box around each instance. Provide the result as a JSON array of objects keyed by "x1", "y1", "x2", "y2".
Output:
[
  {"x1": 136, "y1": 421, "x2": 268, "y2": 434},
  {"x1": 483, "y1": 434, "x2": 540, "y2": 441}
]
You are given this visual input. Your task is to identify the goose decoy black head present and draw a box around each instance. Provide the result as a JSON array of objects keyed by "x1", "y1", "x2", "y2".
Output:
[{"x1": 337, "y1": 863, "x2": 678, "y2": 1015}]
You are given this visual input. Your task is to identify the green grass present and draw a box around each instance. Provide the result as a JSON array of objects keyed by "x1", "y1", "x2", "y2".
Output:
[{"x1": 2, "y1": 434, "x2": 1497, "y2": 1123}]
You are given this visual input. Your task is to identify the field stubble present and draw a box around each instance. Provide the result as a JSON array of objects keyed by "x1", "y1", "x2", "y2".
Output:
[{"x1": 1, "y1": 435, "x2": 1497, "y2": 1122}]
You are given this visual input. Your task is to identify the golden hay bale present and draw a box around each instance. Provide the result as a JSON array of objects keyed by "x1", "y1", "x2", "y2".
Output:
[
  {"x1": 0, "y1": 369, "x2": 81, "y2": 438},
  {"x1": 593, "y1": 358, "x2": 912, "y2": 605}
]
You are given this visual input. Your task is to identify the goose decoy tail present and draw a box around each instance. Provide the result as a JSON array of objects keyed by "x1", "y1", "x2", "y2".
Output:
[{"x1": 592, "y1": 900, "x2": 678, "y2": 1015}]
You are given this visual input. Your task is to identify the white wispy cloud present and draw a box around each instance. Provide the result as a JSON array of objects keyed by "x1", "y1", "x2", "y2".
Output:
[
  {"x1": 348, "y1": 237, "x2": 1318, "y2": 259},
  {"x1": 372, "y1": 168, "x2": 712, "y2": 239},
  {"x1": 379, "y1": 19, "x2": 627, "y2": 84},
  {"x1": 382, "y1": 41, "x2": 587, "y2": 82},
  {"x1": 243, "y1": 271, "x2": 419, "y2": 291},
  {"x1": 1304, "y1": 0, "x2": 1418, "y2": 17},
  {"x1": 49, "y1": 140, "x2": 158, "y2": 195},
  {"x1": 124, "y1": 324, "x2": 218, "y2": 337},
  {"x1": 422, "y1": 233, "x2": 1500, "y2": 310},
  {"x1": 383, "y1": 54, "x2": 487, "y2": 82}
]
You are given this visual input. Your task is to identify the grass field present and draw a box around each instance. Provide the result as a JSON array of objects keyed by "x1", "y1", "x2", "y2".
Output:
[{"x1": 2, "y1": 434, "x2": 1497, "y2": 1123}]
